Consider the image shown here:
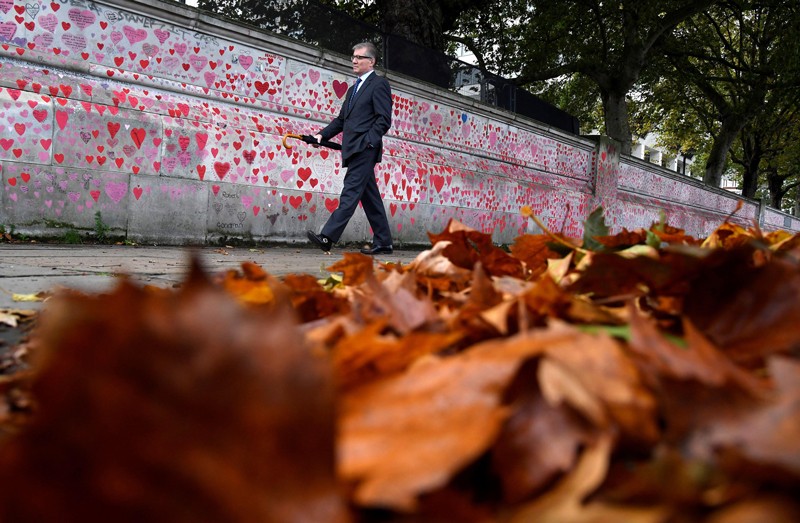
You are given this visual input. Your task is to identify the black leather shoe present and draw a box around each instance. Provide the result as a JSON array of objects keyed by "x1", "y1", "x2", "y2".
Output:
[
  {"x1": 307, "y1": 230, "x2": 333, "y2": 252},
  {"x1": 360, "y1": 245, "x2": 393, "y2": 255}
]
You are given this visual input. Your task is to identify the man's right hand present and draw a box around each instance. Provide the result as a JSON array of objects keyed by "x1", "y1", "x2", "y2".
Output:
[{"x1": 313, "y1": 134, "x2": 323, "y2": 146}]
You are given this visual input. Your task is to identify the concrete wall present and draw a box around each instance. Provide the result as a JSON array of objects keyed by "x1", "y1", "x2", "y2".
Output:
[{"x1": 1, "y1": 0, "x2": 798, "y2": 246}]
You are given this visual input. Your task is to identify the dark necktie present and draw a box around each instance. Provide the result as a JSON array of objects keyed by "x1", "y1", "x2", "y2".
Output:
[{"x1": 349, "y1": 78, "x2": 361, "y2": 109}]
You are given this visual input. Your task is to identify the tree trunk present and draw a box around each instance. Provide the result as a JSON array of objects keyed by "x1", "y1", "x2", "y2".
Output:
[
  {"x1": 794, "y1": 187, "x2": 800, "y2": 217},
  {"x1": 703, "y1": 115, "x2": 746, "y2": 187},
  {"x1": 739, "y1": 131, "x2": 762, "y2": 199},
  {"x1": 766, "y1": 169, "x2": 786, "y2": 209},
  {"x1": 601, "y1": 90, "x2": 633, "y2": 155}
]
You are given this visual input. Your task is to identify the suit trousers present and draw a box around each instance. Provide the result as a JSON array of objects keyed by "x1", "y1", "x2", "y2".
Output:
[{"x1": 321, "y1": 147, "x2": 392, "y2": 246}]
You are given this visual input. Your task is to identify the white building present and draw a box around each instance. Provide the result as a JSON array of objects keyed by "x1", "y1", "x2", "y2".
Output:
[{"x1": 631, "y1": 133, "x2": 695, "y2": 176}]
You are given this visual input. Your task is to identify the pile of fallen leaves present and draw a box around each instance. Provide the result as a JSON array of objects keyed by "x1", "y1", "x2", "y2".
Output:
[{"x1": 0, "y1": 209, "x2": 798, "y2": 522}]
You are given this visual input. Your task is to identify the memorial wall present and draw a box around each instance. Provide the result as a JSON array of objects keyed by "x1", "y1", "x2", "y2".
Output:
[{"x1": 1, "y1": 0, "x2": 796, "y2": 246}]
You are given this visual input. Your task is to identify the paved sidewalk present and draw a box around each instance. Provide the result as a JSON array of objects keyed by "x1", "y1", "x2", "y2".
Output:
[{"x1": 0, "y1": 243, "x2": 425, "y2": 310}]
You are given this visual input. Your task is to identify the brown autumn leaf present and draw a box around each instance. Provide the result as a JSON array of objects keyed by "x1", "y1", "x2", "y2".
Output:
[
  {"x1": 568, "y1": 248, "x2": 706, "y2": 301},
  {"x1": 429, "y1": 219, "x2": 525, "y2": 278},
  {"x1": 282, "y1": 273, "x2": 351, "y2": 322},
  {"x1": 627, "y1": 306, "x2": 767, "y2": 396},
  {"x1": 0, "y1": 260, "x2": 349, "y2": 523},
  {"x1": 405, "y1": 240, "x2": 475, "y2": 292},
  {"x1": 705, "y1": 496, "x2": 800, "y2": 523},
  {"x1": 327, "y1": 252, "x2": 375, "y2": 286},
  {"x1": 343, "y1": 268, "x2": 441, "y2": 335},
  {"x1": 332, "y1": 319, "x2": 463, "y2": 389},
  {"x1": 701, "y1": 221, "x2": 756, "y2": 250},
  {"x1": 339, "y1": 326, "x2": 592, "y2": 511},
  {"x1": 600, "y1": 444, "x2": 742, "y2": 515},
  {"x1": 509, "y1": 233, "x2": 563, "y2": 279},
  {"x1": 682, "y1": 245, "x2": 800, "y2": 364},
  {"x1": 593, "y1": 228, "x2": 648, "y2": 249},
  {"x1": 763, "y1": 229, "x2": 796, "y2": 249},
  {"x1": 508, "y1": 433, "x2": 668, "y2": 523},
  {"x1": 687, "y1": 356, "x2": 800, "y2": 481},
  {"x1": 520, "y1": 273, "x2": 627, "y2": 327},
  {"x1": 340, "y1": 351, "x2": 512, "y2": 511},
  {"x1": 536, "y1": 321, "x2": 660, "y2": 445},
  {"x1": 216, "y1": 260, "x2": 277, "y2": 306},
  {"x1": 453, "y1": 262, "x2": 508, "y2": 337},
  {"x1": 650, "y1": 223, "x2": 701, "y2": 245},
  {"x1": 491, "y1": 361, "x2": 593, "y2": 503}
]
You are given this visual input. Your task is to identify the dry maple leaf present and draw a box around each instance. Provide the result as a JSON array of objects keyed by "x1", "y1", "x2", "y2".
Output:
[
  {"x1": 701, "y1": 221, "x2": 758, "y2": 250},
  {"x1": 217, "y1": 261, "x2": 278, "y2": 306},
  {"x1": 0, "y1": 260, "x2": 349, "y2": 523},
  {"x1": 282, "y1": 273, "x2": 351, "y2": 322}
]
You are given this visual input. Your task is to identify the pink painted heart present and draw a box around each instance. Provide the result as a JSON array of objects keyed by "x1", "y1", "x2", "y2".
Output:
[
  {"x1": 188, "y1": 54, "x2": 208, "y2": 72},
  {"x1": 280, "y1": 169, "x2": 294, "y2": 183},
  {"x1": 122, "y1": 25, "x2": 147, "y2": 45},
  {"x1": 38, "y1": 13, "x2": 58, "y2": 33},
  {"x1": 61, "y1": 33, "x2": 87, "y2": 51},
  {"x1": 238, "y1": 55, "x2": 253, "y2": 69},
  {"x1": 0, "y1": 22, "x2": 16, "y2": 41},
  {"x1": 67, "y1": 8, "x2": 96, "y2": 29},
  {"x1": 153, "y1": 28, "x2": 170, "y2": 44}
]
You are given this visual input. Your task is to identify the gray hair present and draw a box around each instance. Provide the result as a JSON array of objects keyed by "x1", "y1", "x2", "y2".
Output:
[{"x1": 353, "y1": 42, "x2": 378, "y2": 61}]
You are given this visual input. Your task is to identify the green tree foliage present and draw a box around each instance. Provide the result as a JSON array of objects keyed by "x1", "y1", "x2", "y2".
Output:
[
  {"x1": 195, "y1": 0, "x2": 380, "y2": 56},
  {"x1": 451, "y1": 0, "x2": 714, "y2": 155},
  {"x1": 730, "y1": 89, "x2": 800, "y2": 202},
  {"x1": 660, "y1": 0, "x2": 800, "y2": 188}
]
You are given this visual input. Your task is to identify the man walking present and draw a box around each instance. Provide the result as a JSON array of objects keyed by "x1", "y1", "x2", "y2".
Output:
[{"x1": 306, "y1": 42, "x2": 394, "y2": 255}]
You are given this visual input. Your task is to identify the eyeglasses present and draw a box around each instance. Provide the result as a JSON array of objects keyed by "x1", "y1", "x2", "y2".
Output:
[{"x1": 351, "y1": 55, "x2": 373, "y2": 61}]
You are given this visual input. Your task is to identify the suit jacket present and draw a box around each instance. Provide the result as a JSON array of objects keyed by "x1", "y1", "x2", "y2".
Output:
[{"x1": 319, "y1": 72, "x2": 392, "y2": 166}]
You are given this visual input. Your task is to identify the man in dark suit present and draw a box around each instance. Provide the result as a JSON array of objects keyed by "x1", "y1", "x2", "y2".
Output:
[{"x1": 306, "y1": 42, "x2": 394, "y2": 255}]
